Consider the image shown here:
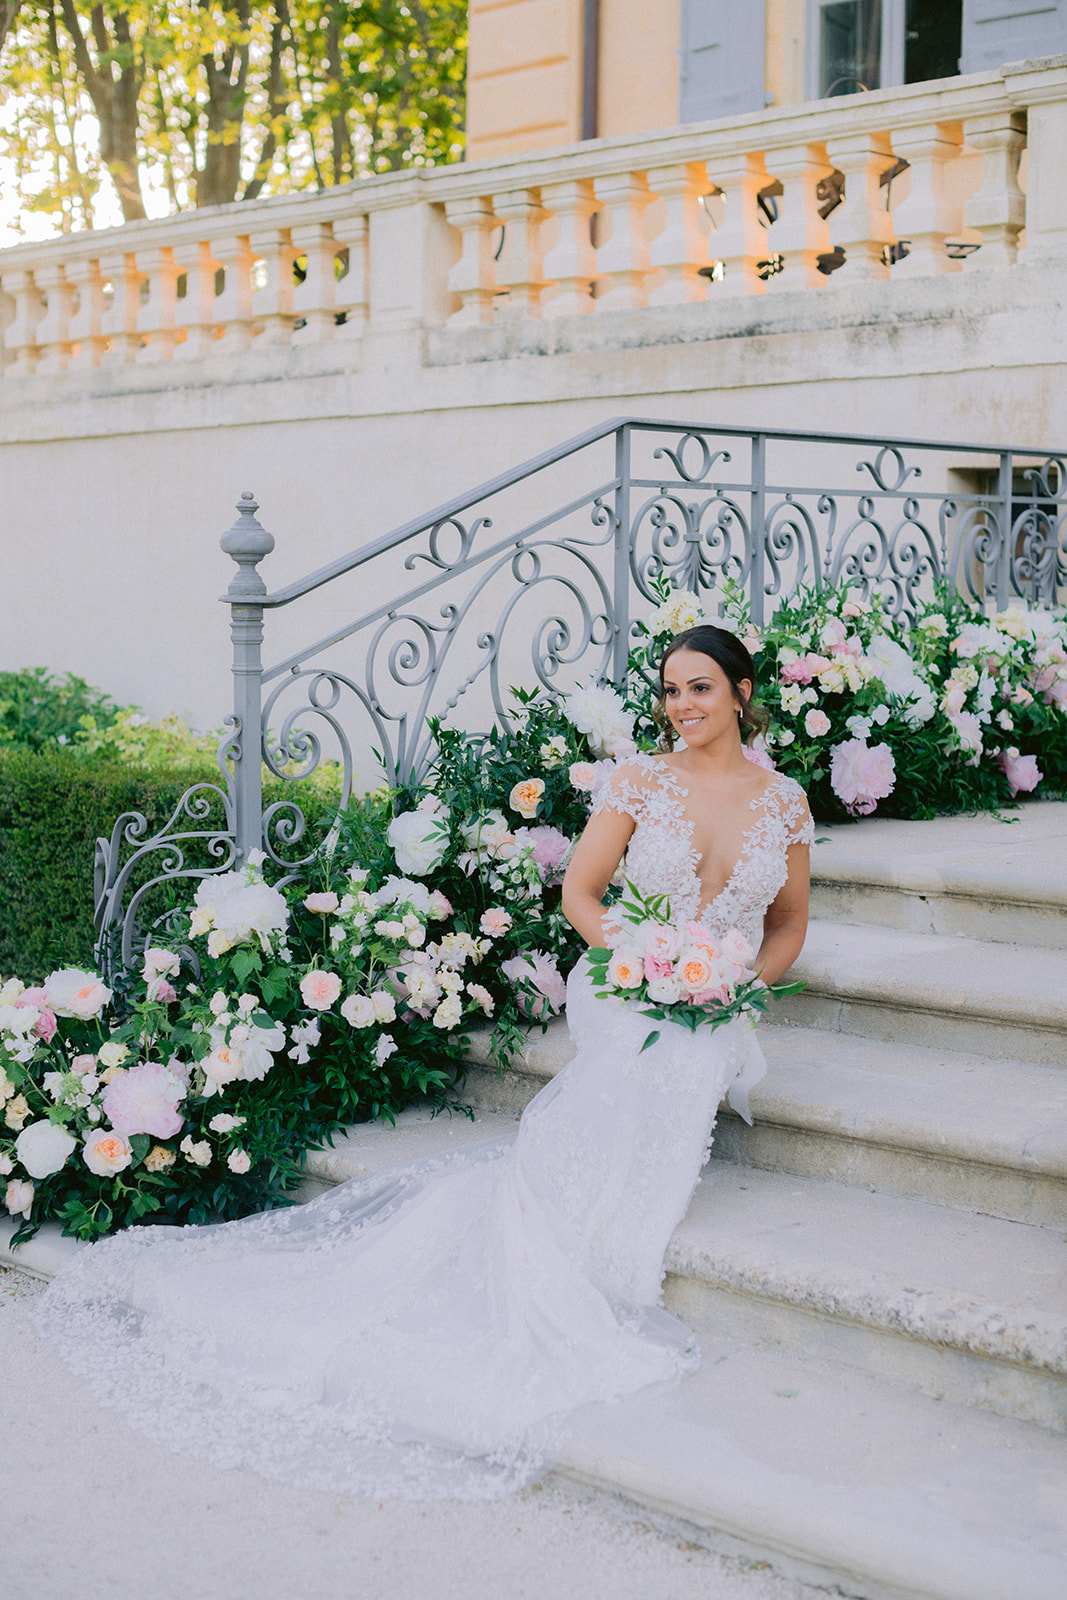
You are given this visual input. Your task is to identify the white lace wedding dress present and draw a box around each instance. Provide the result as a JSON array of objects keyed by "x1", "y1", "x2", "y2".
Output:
[{"x1": 34, "y1": 758, "x2": 813, "y2": 1499}]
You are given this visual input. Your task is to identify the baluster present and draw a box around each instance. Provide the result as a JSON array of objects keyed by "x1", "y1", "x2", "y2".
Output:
[
  {"x1": 491, "y1": 188, "x2": 549, "y2": 318},
  {"x1": 765, "y1": 143, "x2": 833, "y2": 291},
  {"x1": 888, "y1": 123, "x2": 964, "y2": 277},
  {"x1": 2, "y1": 269, "x2": 44, "y2": 374},
  {"x1": 292, "y1": 222, "x2": 340, "y2": 343},
  {"x1": 962, "y1": 111, "x2": 1026, "y2": 271},
  {"x1": 133, "y1": 245, "x2": 181, "y2": 362},
  {"x1": 66, "y1": 256, "x2": 107, "y2": 369},
  {"x1": 173, "y1": 242, "x2": 220, "y2": 360},
  {"x1": 646, "y1": 161, "x2": 711, "y2": 304},
  {"x1": 333, "y1": 214, "x2": 368, "y2": 337},
  {"x1": 99, "y1": 251, "x2": 145, "y2": 363},
  {"x1": 592, "y1": 171, "x2": 654, "y2": 310},
  {"x1": 541, "y1": 179, "x2": 599, "y2": 316},
  {"x1": 823, "y1": 131, "x2": 895, "y2": 282},
  {"x1": 704, "y1": 152, "x2": 770, "y2": 296},
  {"x1": 33, "y1": 262, "x2": 76, "y2": 371},
  {"x1": 444, "y1": 196, "x2": 500, "y2": 326},
  {"x1": 211, "y1": 234, "x2": 256, "y2": 353},
  {"x1": 250, "y1": 227, "x2": 297, "y2": 346}
]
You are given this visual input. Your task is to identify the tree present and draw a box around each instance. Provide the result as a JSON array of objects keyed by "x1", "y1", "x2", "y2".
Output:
[{"x1": 0, "y1": 1, "x2": 467, "y2": 232}]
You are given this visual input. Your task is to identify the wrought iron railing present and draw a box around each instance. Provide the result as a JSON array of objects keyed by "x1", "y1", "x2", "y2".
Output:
[{"x1": 93, "y1": 415, "x2": 1066, "y2": 974}]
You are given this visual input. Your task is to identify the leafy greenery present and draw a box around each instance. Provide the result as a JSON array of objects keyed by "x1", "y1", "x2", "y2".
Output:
[{"x1": 1, "y1": 1, "x2": 467, "y2": 232}]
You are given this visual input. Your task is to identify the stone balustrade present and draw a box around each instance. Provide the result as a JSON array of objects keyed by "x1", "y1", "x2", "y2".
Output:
[{"x1": 2, "y1": 55, "x2": 1065, "y2": 375}]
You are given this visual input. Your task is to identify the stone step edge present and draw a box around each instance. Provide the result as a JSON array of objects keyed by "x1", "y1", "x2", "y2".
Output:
[
  {"x1": 461, "y1": 1021, "x2": 1067, "y2": 1181},
  {"x1": 809, "y1": 857, "x2": 1067, "y2": 910}
]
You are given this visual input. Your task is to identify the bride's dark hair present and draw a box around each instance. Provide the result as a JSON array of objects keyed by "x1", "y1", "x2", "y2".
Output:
[{"x1": 655, "y1": 624, "x2": 769, "y2": 751}]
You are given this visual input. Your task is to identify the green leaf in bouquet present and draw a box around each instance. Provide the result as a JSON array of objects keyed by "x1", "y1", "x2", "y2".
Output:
[{"x1": 129, "y1": 1133, "x2": 151, "y2": 1166}]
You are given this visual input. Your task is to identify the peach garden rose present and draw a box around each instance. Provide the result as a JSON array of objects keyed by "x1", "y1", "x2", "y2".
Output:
[{"x1": 508, "y1": 778, "x2": 545, "y2": 820}]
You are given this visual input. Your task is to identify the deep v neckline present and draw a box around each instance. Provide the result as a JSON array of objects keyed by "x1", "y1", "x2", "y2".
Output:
[{"x1": 648, "y1": 755, "x2": 785, "y2": 923}]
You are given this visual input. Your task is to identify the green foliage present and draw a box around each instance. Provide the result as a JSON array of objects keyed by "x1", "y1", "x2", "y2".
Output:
[
  {"x1": 1, "y1": 1, "x2": 468, "y2": 232},
  {"x1": 0, "y1": 667, "x2": 118, "y2": 752}
]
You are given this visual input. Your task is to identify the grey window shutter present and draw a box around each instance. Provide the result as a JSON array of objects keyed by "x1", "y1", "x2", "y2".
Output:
[
  {"x1": 961, "y1": 0, "x2": 1067, "y2": 73},
  {"x1": 679, "y1": 0, "x2": 767, "y2": 123}
]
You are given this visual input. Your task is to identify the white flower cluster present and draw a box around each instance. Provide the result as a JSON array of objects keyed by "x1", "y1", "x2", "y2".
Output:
[
  {"x1": 562, "y1": 682, "x2": 636, "y2": 760},
  {"x1": 189, "y1": 859, "x2": 289, "y2": 957}
]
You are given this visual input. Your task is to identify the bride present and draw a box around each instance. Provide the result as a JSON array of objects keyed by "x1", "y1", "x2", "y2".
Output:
[{"x1": 34, "y1": 625, "x2": 812, "y2": 1500}]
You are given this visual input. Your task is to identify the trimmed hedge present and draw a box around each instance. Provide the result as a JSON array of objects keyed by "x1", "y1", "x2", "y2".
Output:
[{"x1": 0, "y1": 750, "x2": 342, "y2": 981}]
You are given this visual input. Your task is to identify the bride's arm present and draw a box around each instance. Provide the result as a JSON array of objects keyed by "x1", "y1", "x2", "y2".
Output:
[
  {"x1": 561, "y1": 808, "x2": 636, "y2": 947},
  {"x1": 755, "y1": 841, "x2": 810, "y2": 986}
]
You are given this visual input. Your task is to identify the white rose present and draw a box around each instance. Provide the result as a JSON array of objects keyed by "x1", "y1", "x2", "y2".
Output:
[
  {"x1": 226, "y1": 1148, "x2": 252, "y2": 1175},
  {"x1": 0, "y1": 1154, "x2": 12, "y2": 1175},
  {"x1": 5, "y1": 1178, "x2": 34, "y2": 1218},
  {"x1": 341, "y1": 994, "x2": 376, "y2": 1029},
  {"x1": 646, "y1": 974, "x2": 683, "y2": 1005},
  {"x1": 15, "y1": 1119, "x2": 77, "y2": 1180},
  {"x1": 82, "y1": 1129, "x2": 133, "y2": 1177},
  {"x1": 180, "y1": 1136, "x2": 212, "y2": 1168},
  {"x1": 142, "y1": 947, "x2": 181, "y2": 981},
  {"x1": 386, "y1": 810, "x2": 450, "y2": 877}
]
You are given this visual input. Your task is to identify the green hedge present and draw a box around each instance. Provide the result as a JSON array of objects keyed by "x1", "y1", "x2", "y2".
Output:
[{"x1": 0, "y1": 750, "x2": 343, "y2": 981}]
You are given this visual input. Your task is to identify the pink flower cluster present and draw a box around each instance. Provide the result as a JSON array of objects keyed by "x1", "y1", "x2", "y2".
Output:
[
  {"x1": 604, "y1": 920, "x2": 754, "y2": 1009},
  {"x1": 500, "y1": 951, "x2": 567, "y2": 1018},
  {"x1": 829, "y1": 740, "x2": 896, "y2": 817}
]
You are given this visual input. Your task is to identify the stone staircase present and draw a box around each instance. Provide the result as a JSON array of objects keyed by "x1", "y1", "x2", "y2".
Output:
[{"x1": 6, "y1": 803, "x2": 1067, "y2": 1598}]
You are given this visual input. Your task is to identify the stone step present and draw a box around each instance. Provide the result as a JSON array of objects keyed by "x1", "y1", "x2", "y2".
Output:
[
  {"x1": 5, "y1": 1216, "x2": 1064, "y2": 1600},
  {"x1": 778, "y1": 920, "x2": 1067, "y2": 1064},
  {"x1": 463, "y1": 1018, "x2": 1067, "y2": 1224},
  {"x1": 715, "y1": 1026, "x2": 1067, "y2": 1227},
  {"x1": 664, "y1": 1163, "x2": 1067, "y2": 1433},
  {"x1": 558, "y1": 1334, "x2": 1067, "y2": 1600},
  {"x1": 808, "y1": 799, "x2": 1067, "y2": 950}
]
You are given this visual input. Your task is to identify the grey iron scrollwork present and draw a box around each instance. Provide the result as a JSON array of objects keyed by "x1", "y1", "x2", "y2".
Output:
[{"x1": 94, "y1": 420, "x2": 1065, "y2": 970}]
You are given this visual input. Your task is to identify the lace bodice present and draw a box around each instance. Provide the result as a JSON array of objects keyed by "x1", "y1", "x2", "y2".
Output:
[{"x1": 593, "y1": 753, "x2": 814, "y2": 950}]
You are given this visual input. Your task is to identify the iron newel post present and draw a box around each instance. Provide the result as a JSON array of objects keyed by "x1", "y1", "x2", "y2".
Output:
[{"x1": 220, "y1": 491, "x2": 275, "y2": 865}]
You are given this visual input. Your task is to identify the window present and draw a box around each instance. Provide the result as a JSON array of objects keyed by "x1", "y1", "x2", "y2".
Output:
[{"x1": 809, "y1": 0, "x2": 961, "y2": 99}]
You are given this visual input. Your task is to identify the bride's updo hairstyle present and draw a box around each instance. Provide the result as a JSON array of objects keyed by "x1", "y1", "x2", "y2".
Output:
[{"x1": 655, "y1": 624, "x2": 769, "y2": 752}]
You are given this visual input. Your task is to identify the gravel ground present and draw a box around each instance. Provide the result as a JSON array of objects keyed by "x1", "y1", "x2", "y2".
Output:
[{"x1": 1, "y1": 1264, "x2": 834, "y2": 1600}]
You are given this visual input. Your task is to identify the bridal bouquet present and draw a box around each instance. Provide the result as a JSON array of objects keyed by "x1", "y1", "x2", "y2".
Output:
[{"x1": 587, "y1": 882, "x2": 805, "y2": 1051}]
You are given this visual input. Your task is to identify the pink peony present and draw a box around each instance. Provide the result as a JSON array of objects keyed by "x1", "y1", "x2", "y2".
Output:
[
  {"x1": 742, "y1": 745, "x2": 776, "y2": 772},
  {"x1": 830, "y1": 740, "x2": 896, "y2": 818},
  {"x1": 780, "y1": 659, "x2": 812, "y2": 685},
  {"x1": 516, "y1": 825, "x2": 570, "y2": 880},
  {"x1": 427, "y1": 890, "x2": 453, "y2": 920},
  {"x1": 300, "y1": 970, "x2": 342, "y2": 1011},
  {"x1": 804, "y1": 709, "x2": 832, "y2": 738},
  {"x1": 645, "y1": 924, "x2": 682, "y2": 963},
  {"x1": 501, "y1": 951, "x2": 567, "y2": 1018},
  {"x1": 101, "y1": 1061, "x2": 185, "y2": 1139},
  {"x1": 998, "y1": 749, "x2": 1042, "y2": 796}
]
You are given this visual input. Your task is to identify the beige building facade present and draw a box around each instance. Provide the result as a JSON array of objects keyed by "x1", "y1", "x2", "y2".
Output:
[{"x1": 467, "y1": 0, "x2": 1067, "y2": 158}]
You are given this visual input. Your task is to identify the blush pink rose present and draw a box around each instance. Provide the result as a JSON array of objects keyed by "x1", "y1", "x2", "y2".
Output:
[
  {"x1": 101, "y1": 1061, "x2": 185, "y2": 1140},
  {"x1": 804, "y1": 709, "x2": 832, "y2": 738},
  {"x1": 146, "y1": 978, "x2": 178, "y2": 1004},
  {"x1": 304, "y1": 892, "x2": 340, "y2": 915},
  {"x1": 998, "y1": 749, "x2": 1042, "y2": 796},
  {"x1": 644, "y1": 955, "x2": 673, "y2": 983},
  {"x1": 300, "y1": 970, "x2": 342, "y2": 1011},
  {"x1": 15, "y1": 989, "x2": 57, "y2": 1042},
  {"x1": 830, "y1": 739, "x2": 896, "y2": 817},
  {"x1": 479, "y1": 907, "x2": 513, "y2": 937},
  {"x1": 645, "y1": 925, "x2": 681, "y2": 963}
]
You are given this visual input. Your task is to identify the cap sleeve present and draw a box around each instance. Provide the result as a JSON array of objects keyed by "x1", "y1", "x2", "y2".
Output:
[
  {"x1": 590, "y1": 757, "x2": 653, "y2": 824},
  {"x1": 779, "y1": 778, "x2": 815, "y2": 847}
]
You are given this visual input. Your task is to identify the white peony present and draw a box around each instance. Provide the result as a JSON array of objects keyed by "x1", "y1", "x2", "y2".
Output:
[
  {"x1": 862, "y1": 635, "x2": 936, "y2": 726},
  {"x1": 15, "y1": 1119, "x2": 77, "y2": 1179},
  {"x1": 386, "y1": 808, "x2": 450, "y2": 877},
  {"x1": 190, "y1": 872, "x2": 289, "y2": 952},
  {"x1": 562, "y1": 682, "x2": 636, "y2": 759},
  {"x1": 44, "y1": 968, "x2": 112, "y2": 1020}
]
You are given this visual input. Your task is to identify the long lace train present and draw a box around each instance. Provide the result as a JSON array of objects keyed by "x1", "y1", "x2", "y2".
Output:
[{"x1": 33, "y1": 963, "x2": 765, "y2": 1499}]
